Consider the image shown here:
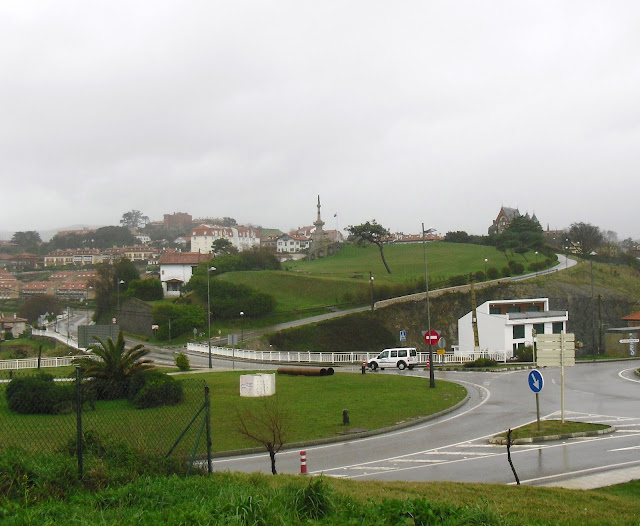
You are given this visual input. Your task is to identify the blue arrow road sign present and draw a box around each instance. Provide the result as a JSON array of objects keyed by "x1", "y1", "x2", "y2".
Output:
[
  {"x1": 528, "y1": 370, "x2": 544, "y2": 393},
  {"x1": 399, "y1": 330, "x2": 407, "y2": 342}
]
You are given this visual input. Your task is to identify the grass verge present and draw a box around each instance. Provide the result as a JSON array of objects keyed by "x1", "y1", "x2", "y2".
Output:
[
  {"x1": 493, "y1": 420, "x2": 610, "y2": 441},
  {"x1": 1, "y1": 466, "x2": 639, "y2": 525},
  {"x1": 0, "y1": 372, "x2": 466, "y2": 455}
]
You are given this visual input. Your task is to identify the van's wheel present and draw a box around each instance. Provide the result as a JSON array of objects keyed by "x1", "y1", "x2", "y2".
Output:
[
  {"x1": 370, "y1": 362, "x2": 378, "y2": 371},
  {"x1": 398, "y1": 361, "x2": 407, "y2": 370}
]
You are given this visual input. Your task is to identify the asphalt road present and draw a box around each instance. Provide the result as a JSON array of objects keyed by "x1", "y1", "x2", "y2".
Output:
[{"x1": 208, "y1": 361, "x2": 640, "y2": 487}]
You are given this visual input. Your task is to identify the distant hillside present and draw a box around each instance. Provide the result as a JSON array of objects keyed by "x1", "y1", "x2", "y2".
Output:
[{"x1": 0, "y1": 225, "x2": 104, "y2": 242}]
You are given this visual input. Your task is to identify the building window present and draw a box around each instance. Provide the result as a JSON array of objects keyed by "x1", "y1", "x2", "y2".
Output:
[
  {"x1": 552, "y1": 322, "x2": 564, "y2": 334},
  {"x1": 528, "y1": 305, "x2": 541, "y2": 312},
  {"x1": 489, "y1": 307, "x2": 501, "y2": 314},
  {"x1": 533, "y1": 323, "x2": 545, "y2": 335},
  {"x1": 508, "y1": 306, "x2": 521, "y2": 313},
  {"x1": 513, "y1": 325, "x2": 525, "y2": 339}
]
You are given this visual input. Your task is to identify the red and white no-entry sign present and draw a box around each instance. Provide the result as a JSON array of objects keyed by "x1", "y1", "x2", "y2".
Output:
[{"x1": 424, "y1": 330, "x2": 439, "y2": 345}]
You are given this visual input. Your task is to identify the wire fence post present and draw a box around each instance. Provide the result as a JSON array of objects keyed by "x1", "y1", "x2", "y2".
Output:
[
  {"x1": 205, "y1": 384, "x2": 212, "y2": 474},
  {"x1": 75, "y1": 366, "x2": 83, "y2": 480}
]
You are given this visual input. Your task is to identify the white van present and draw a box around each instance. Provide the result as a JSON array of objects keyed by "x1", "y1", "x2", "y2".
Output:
[{"x1": 368, "y1": 348, "x2": 417, "y2": 371}]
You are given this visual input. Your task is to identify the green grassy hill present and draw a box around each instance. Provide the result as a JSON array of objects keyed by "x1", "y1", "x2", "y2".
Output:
[{"x1": 218, "y1": 243, "x2": 542, "y2": 321}]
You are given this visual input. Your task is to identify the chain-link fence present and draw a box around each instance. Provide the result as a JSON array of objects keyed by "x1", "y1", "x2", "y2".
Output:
[{"x1": 0, "y1": 369, "x2": 211, "y2": 476}]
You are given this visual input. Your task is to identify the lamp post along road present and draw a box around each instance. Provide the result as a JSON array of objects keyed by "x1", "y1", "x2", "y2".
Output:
[
  {"x1": 207, "y1": 266, "x2": 216, "y2": 369},
  {"x1": 117, "y1": 279, "x2": 125, "y2": 318},
  {"x1": 369, "y1": 272, "x2": 374, "y2": 312},
  {"x1": 422, "y1": 223, "x2": 436, "y2": 388}
]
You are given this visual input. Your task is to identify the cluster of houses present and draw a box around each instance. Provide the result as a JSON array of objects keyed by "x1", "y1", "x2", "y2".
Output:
[{"x1": 0, "y1": 269, "x2": 97, "y2": 301}]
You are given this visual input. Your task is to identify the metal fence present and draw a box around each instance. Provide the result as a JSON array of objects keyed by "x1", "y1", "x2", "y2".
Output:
[
  {"x1": 186, "y1": 343, "x2": 508, "y2": 364},
  {"x1": 0, "y1": 370, "x2": 212, "y2": 476}
]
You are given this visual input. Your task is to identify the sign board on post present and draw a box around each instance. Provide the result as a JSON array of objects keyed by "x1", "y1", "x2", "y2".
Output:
[
  {"x1": 422, "y1": 330, "x2": 439, "y2": 345},
  {"x1": 528, "y1": 370, "x2": 544, "y2": 393},
  {"x1": 528, "y1": 370, "x2": 544, "y2": 431},
  {"x1": 536, "y1": 334, "x2": 576, "y2": 367},
  {"x1": 399, "y1": 330, "x2": 407, "y2": 342},
  {"x1": 536, "y1": 333, "x2": 575, "y2": 423}
]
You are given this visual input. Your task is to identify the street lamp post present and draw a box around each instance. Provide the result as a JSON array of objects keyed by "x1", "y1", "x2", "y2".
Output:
[
  {"x1": 590, "y1": 251, "x2": 596, "y2": 355},
  {"x1": 117, "y1": 279, "x2": 125, "y2": 317},
  {"x1": 484, "y1": 258, "x2": 488, "y2": 279},
  {"x1": 207, "y1": 266, "x2": 216, "y2": 369},
  {"x1": 369, "y1": 272, "x2": 374, "y2": 312},
  {"x1": 240, "y1": 311, "x2": 245, "y2": 343},
  {"x1": 423, "y1": 223, "x2": 436, "y2": 388}
]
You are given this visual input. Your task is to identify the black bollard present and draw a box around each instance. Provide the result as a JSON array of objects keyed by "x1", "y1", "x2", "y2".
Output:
[{"x1": 342, "y1": 408, "x2": 350, "y2": 426}]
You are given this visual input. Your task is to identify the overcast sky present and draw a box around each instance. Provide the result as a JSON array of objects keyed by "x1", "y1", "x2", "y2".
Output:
[{"x1": 2, "y1": 1, "x2": 639, "y2": 240}]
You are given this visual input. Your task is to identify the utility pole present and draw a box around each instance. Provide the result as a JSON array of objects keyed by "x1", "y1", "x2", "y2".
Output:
[{"x1": 471, "y1": 281, "x2": 480, "y2": 351}]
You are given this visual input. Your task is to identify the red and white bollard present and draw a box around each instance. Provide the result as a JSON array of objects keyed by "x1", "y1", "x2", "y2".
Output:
[{"x1": 300, "y1": 450, "x2": 307, "y2": 475}]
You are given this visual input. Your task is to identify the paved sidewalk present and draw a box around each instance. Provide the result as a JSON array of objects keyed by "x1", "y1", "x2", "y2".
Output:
[{"x1": 542, "y1": 465, "x2": 640, "y2": 489}]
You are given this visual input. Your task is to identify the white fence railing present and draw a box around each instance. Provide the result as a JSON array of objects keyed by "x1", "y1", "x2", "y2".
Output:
[
  {"x1": 0, "y1": 356, "x2": 86, "y2": 371},
  {"x1": 186, "y1": 343, "x2": 508, "y2": 364}
]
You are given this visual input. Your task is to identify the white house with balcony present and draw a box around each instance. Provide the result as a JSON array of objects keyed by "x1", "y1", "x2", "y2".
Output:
[
  {"x1": 191, "y1": 224, "x2": 261, "y2": 253},
  {"x1": 158, "y1": 252, "x2": 211, "y2": 297},
  {"x1": 458, "y1": 298, "x2": 568, "y2": 358}
]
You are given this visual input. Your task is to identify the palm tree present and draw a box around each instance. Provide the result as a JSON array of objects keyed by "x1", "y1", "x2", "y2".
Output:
[{"x1": 73, "y1": 331, "x2": 154, "y2": 399}]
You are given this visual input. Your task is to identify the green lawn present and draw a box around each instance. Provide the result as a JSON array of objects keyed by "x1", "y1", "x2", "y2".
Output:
[{"x1": 0, "y1": 371, "x2": 466, "y2": 456}]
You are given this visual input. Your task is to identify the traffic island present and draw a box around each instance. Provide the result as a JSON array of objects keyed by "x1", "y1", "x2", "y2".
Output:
[{"x1": 489, "y1": 420, "x2": 614, "y2": 445}]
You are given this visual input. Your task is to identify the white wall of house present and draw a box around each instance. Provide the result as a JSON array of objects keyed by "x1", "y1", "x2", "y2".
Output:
[
  {"x1": 191, "y1": 225, "x2": 260, "y2": 253},
  {"x1": 160, "y1": 263, "x2": 198, "y2": 297},
  {"x1": 458, "y1": 298, "x2": 568, "y2": 357}
]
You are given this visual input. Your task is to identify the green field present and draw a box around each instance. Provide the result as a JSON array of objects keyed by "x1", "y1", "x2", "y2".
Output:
[
  {"x1": 0, "y1": 371, "x2": 466, "y2": 455},
  {"x1": 219, "y1": 242, "x2": 541, "y2": 321}
]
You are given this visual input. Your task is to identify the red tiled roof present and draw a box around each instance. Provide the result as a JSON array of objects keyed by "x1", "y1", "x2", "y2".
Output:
[
  {"x1": 158, "y1": 253, "x2": 211, "y2": 265},
  {"x1": 622, "y1": 312, "x2": 640, "y2": 321}
]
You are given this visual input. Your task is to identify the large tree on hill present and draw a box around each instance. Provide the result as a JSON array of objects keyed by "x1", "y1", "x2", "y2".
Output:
[
  {"x1": 496, "y1": 216, "x2": 545, "y2": 258},
  {"x1": 568, "y1": 222, "x2": 605, "y2": 255},
  {"x1": 120, "y1": 209, "x2": 150, "y2": 229},
  {"x1": 11, "y1": 231, "x2": 41, "y2": 250},
  {"x1": 347, "y1": 220, "x2": 392, "y2": 274}
]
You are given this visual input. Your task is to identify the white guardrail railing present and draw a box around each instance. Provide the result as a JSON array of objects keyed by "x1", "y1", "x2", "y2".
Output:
[
  {"x1": 185, "y1": 343, "x2": 508, "y2": 364},
  {"x1": 0, "y1": 356, "x2": 85, "y2": 371},
  {"x1": 32, "y1": 328, "x2": 82, "y2": 350}
]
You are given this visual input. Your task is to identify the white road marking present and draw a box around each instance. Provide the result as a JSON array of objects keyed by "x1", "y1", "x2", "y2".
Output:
[{"x1": 618, "y1": 368, "x2": 640, "y2": 384}]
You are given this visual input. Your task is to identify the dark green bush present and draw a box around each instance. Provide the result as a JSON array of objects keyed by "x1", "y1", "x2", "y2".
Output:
[
  {"x1": 6, "y1": 374, "x2": 72, "y2": 414},
  {"x1": 473, "y1": 270, "x2": 485, "y2": 282},
  {"x1": 449, "y1": 274, "x2": 469, "y2": 287},
  {"x1": 487, "y1": 267, "x2": 500, "y2": 280},
  {"x1": 174, "y1": 352, "x2": 190, "y2": 371},
  {"x1": 463, "y1": 358, "x2": 499, "y2": 368},
  {"x1": 507, "y1": 260, "x2": 524, "y2": 274},
  {"x1": 514, "y1": 345, "x2": 534, "y2": 362},
  {"x1": 128, "y1": 371, "x2": 183, "y2": 409},
  {"x1": 501, "y1": 266, "x2": 511, "y2": 277}
]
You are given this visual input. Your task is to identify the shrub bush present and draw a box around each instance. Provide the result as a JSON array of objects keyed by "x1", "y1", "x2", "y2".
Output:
[
  {"x1": 501, "y1": 266, "x2": 511, "y2": 277},
  {"x1": 507, "y1": 260, "x2": 524, "y2": 274},
  {"x1": 449, "y1": 274, "x2": 468, "y2": 287},
  {"x1": 6, "y1": 374, "x2": 72, "y2": 414},
  {"x1": 174, "y1": 352, "x2": 190, "y2": 371},
  {"x1": 473, "y1": 270, "x2": 485, "y2": 282},
  {"x1": 463, "y1": 358, "x2": 499, "y2": 368},
  {"x1": 128, "y1": 371, "x2": 183, "y2": 409},
  {"x1": 486, "y1": 267, "x2": 500, "y2": 280},
  {"x1": 514, "y1": 345, "x2": 534, "y2": 362}
]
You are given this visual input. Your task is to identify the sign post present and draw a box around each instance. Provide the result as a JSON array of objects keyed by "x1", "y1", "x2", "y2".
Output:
[
  {"x1": 536, "y1": 332, "x2": 576, "y2": 424},
  {"x1": 528, "y1": 370, "x2": 544, "y2": 431}
]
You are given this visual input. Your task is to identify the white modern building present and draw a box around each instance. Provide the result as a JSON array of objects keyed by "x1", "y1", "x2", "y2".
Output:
[
  {"x1": 458, "y1": 298, "x2": 568, "y2": 358},
  {"x1": 191, "y1": 224, "x2": 261, "y2": 253},
  {"x1": 158, "y1": 252, "x2": 211, "y2": 297}
]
